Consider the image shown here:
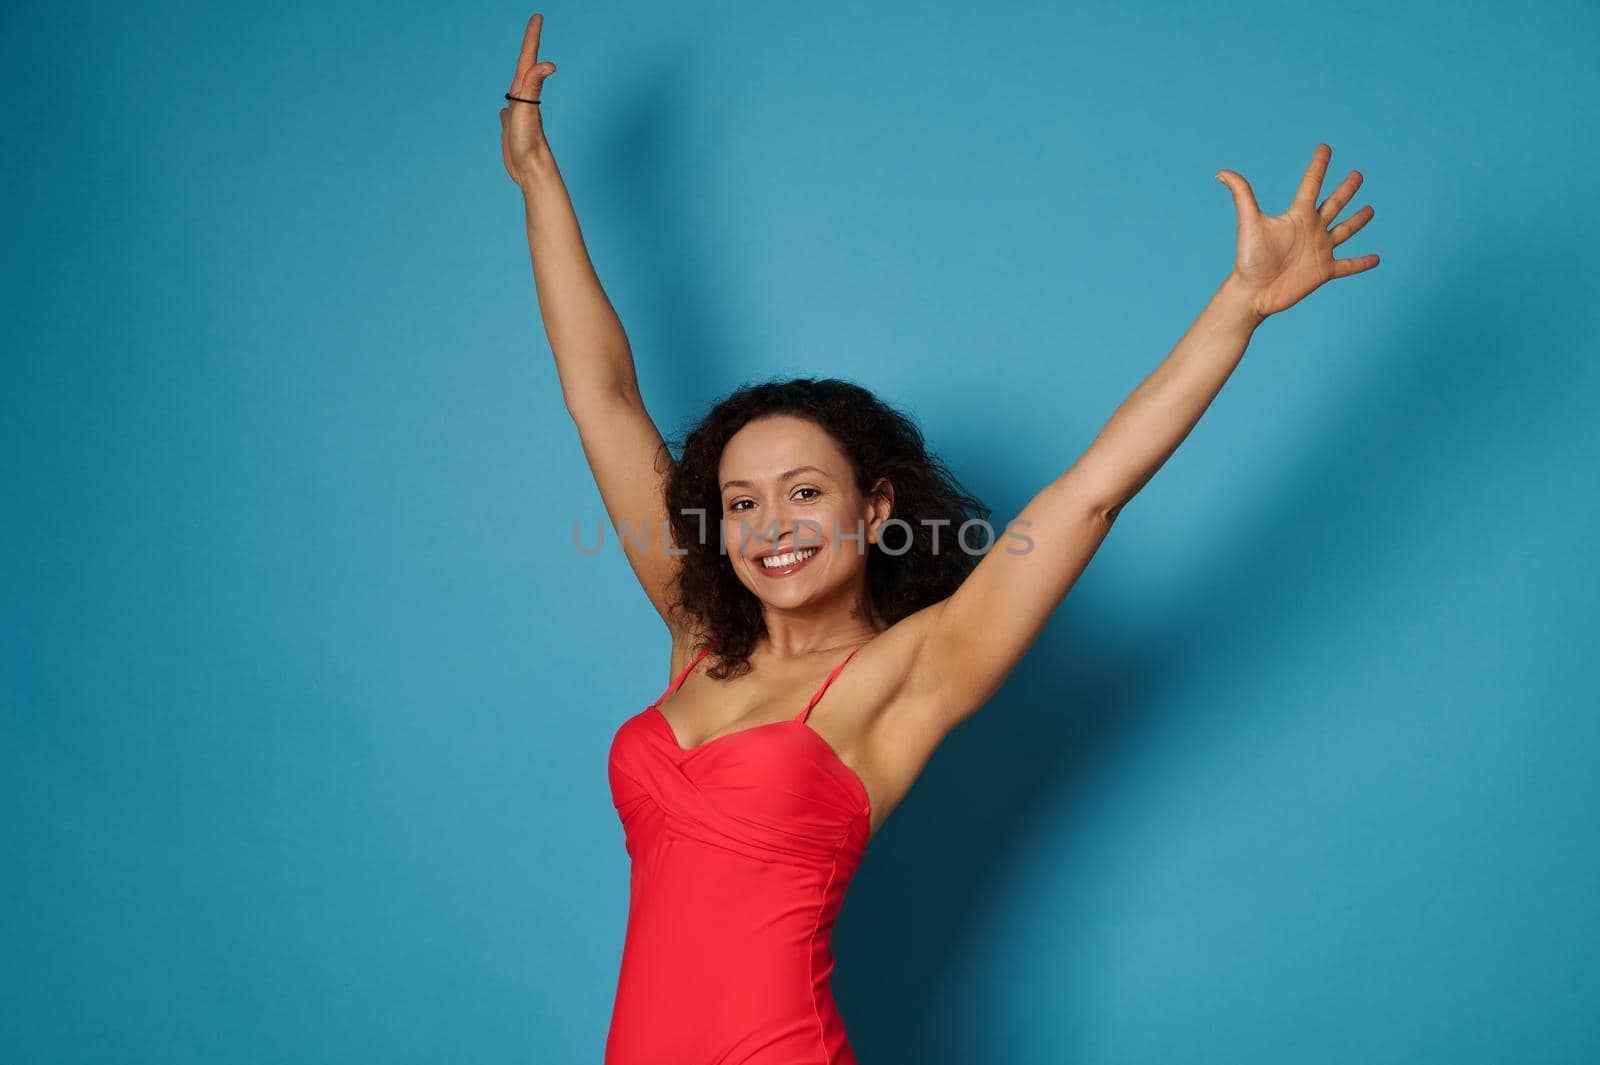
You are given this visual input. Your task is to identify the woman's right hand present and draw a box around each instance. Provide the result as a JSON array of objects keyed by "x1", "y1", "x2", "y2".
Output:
[{"x1": 499, "y1": 13, "x2": 558, "y2": 186}]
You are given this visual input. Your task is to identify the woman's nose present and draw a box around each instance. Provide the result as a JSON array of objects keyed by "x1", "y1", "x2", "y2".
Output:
[{"x1": 781, "y1": 516, "x2": 825, "y2": 549}]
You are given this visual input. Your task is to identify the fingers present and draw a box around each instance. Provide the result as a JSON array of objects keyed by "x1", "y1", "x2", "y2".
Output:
[
  {"x1": 1331, "y1": 253, "x2": 1380, "y2": 278},
  {"x1": 512, "y1": 13, "x2": 544, "y2": 91},
  {"x1": 1318, "y1": 169, "x2": 1363, "y2": 225},
  {"x1": 508, "y1": 13, "x2": 558, "y2": 99},
  {"x1": 1293, "y1": 143, "x2": 1332, "y2": 209},
  {"x1": 1330, "y1": 204, "x2": 1375, "y2": 245},
  {"x1": 1216, "y1": 169, "x2": 1261, "y2": 220}
]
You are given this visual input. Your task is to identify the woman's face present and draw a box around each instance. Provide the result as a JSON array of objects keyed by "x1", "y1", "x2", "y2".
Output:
[{"x1": 717, "y1": 414, "x2": 889, "y2": 611}]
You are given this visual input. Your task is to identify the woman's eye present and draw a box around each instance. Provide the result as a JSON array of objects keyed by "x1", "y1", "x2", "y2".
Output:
[
  {"x1": 795, "y1": 487, "x2": 820, "y2": 501},
  {"x1": 729, "y1": 499, "x2": 753, "y2": 512}
]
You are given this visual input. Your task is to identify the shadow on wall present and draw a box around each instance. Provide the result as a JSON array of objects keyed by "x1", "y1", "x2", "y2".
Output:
[{"x1": 834, "y1": 204, "x2": 1572, "y2": 1061}]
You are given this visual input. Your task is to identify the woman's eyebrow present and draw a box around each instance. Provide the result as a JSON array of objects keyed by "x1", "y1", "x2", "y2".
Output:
[{"x1": 721, "y1": 465, "x2": 828, "y2": 491}]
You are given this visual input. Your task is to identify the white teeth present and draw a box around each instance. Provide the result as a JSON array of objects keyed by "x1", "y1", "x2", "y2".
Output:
[{"x1": 760, "y1": 547, "x2": 818, "y2": 569}]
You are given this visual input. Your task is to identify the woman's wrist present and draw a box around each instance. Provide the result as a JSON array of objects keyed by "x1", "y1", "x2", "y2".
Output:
[
  {"x1": 1218, "y1": 270, "x2": 1269, "y2": 330},
  {"x1": 513, "y1": 141, "x2": 560, "y2": 195}
]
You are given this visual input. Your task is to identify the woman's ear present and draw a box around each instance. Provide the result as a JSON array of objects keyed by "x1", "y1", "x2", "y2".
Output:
[{"x1": 865, "y1": 477, "x2": 894, "y2": 543}]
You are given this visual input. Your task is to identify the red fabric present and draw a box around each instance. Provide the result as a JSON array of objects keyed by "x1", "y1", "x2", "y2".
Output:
[{"x1": 605, "y1": 644, "x2": 870, "y2": 1064}]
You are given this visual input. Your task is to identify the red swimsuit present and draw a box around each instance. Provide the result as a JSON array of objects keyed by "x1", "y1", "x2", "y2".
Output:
[{"x1": 605, "y1": 644, "x2": 870, "y2": 1064}]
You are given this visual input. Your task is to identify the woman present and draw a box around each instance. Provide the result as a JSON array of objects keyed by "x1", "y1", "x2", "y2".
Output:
[{"x1": 499, "y1": 13, "x2": 1379, "y2": 1064}]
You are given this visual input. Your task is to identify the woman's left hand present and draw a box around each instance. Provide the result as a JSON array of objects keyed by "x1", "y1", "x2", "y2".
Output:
[{"x1": 1216, "y1": 143, "x2": 1379, "y2": 318}]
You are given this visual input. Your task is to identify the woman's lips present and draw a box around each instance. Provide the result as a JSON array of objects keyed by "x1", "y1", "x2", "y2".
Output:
[{"x1": 753, "y1": 545, "x2": 821, "y2": 579}]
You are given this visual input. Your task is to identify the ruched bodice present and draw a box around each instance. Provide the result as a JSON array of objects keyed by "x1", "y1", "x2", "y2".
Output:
[{"x1": 605, "y1": 645, "x2": 869, "y2": 1064}]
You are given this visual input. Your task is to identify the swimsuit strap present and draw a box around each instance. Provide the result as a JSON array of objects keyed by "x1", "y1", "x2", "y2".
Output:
[
  {"x1": 795, "y1": 646, "x2": 863, "y2": 723},
  {"x1": 650, "y1": 644, "x2": 713, "y2": 709}
]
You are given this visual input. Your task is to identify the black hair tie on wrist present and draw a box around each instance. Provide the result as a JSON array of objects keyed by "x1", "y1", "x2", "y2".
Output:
[{"x1": 505, "y1": 92, "x2": 541, "y2": 105}]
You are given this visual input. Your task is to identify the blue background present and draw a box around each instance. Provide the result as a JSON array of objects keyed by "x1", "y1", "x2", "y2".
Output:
[{"x1": 5, "y1": 0, "x2": 1598, "y2": 1061}]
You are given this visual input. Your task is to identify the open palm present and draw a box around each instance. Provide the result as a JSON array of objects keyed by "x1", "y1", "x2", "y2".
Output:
[{"x1": 1217, "y1": 143, "x2": 1379, "y2": 318}]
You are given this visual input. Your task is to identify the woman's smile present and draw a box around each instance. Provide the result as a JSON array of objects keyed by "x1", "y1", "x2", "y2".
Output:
[{"x1": 753, "y1": 544, "x2": 821, "y2": 578}]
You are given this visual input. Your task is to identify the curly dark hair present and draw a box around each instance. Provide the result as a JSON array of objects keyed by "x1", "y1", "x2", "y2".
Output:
[{"x1": 662, "y1": 376, "x2": 990, "y2": 679}]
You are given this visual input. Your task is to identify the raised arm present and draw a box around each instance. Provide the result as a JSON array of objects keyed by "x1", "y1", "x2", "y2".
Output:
[
  {"x1": 500, "y1": 14, "x2": 686, "y2": 634},
  {"x1": 893, "y1": 143, "x2": 1380, "y2": 737}
]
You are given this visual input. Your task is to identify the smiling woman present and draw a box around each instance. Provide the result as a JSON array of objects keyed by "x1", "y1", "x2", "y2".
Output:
[
  {"x1": 499, "y1": 9, "x2": 1380, "y2": 1063},
  {"x1": 665, "y1": 384, "x2": 992, "y2": 681}
]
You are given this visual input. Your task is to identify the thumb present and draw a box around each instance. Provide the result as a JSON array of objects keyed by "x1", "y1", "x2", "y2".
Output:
[{"x1": 1215, "y1": 169, "x2": 1260, "y2": 221}]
